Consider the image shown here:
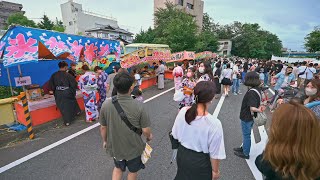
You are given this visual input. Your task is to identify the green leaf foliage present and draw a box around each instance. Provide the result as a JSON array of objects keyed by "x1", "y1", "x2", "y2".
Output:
[
  {"x1": 6, "y1": 13, "x2": 37, "y2": 29},
  {"x1": 305, "y1": 27, "x2": 320, "y2": 53},
  {"x1": 37, "y1": 15, "x2": 54, "y2": 30}
]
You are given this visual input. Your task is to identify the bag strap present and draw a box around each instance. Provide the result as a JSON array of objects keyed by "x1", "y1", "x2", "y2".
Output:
[
  {"x1": 249, "y1": 88, "x2": 261, "y2": 102},
  {"x1": 112, "y1": 96, "x2": 142, "y2": 135}
]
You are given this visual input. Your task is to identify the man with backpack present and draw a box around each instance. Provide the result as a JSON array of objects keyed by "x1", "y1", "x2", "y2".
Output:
[{"x1": 100, "y1": 72, "x2": 153, "y2": 180}]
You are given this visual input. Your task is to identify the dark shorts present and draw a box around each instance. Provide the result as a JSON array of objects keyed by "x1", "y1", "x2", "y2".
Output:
[{"x1": 113, "y1": 156, "x2": 145, "y2": 173}]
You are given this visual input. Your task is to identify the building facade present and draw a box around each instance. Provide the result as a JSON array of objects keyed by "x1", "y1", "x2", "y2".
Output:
[
  {"x1": 60, "y1": 0, "x2": 118, "y2": 35},
  {"x1": 0, "y1": 1, "x2": 24, "y2": 30},
  {"x1": 154, "y1": 0, "x2": 204, "y2": 29},
  {"x1": 218, "y1": 40, "x2": 232, "y2": 56},
  {"x1": 85, "y1": 25, "x2": 133, "y2": 44}
]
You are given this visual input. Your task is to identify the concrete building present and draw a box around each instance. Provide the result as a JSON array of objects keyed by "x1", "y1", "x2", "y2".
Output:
[
  {"x1": 218, "y1": 40, "x2": 232, "y2": 56},
  {"x1": 0, "y1": 1, "x2": 24, "y2": 30},
  {"x1": 60, "y1": 0, "x2": 118, "y2": 35},
  {"x1": 154, "y1": 0, "x2": 204, "y2": 29},
  {"x1": 85, "y1": 25, "x2": 133, "y2": 44}
]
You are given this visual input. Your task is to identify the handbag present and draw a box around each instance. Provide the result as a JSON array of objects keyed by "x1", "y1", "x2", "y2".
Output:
[
  {"x1": 249, "y1": 89, "x2": 267, "y2": 126},
  {"x1": 112, "y1": 96, "x2": 152, "y2": 164},
  {"x1": 173, "y1": 89, "x2": 185, "y2": 102}
]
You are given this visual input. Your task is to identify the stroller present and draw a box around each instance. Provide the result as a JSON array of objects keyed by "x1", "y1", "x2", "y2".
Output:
[{"x1": 269, "y1": 86, "x2": 300, "y2": 111}]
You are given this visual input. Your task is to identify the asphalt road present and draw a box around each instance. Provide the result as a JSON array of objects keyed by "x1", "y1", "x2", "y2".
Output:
[{"x1": 0, "y1": 81, "x2": 272, "y2": 180}]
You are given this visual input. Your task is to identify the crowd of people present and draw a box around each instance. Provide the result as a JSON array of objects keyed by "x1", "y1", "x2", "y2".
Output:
[{"x1": 49, "y1": 57, "x2": 320, "y2": 180}]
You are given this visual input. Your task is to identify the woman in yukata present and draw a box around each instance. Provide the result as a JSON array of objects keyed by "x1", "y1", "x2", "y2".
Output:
[
  {"x1": 78, "y1": 65, "x2": 99, "y2": 122},
  {"x1": 94, "y1": 66, "x2": 108, "y2": 111},
  {"x1": 178, "y1": 67, "x2": 196, "y2": 110}
]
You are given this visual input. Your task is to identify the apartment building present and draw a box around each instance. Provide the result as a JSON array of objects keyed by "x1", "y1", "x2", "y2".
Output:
[
  {"x1": 0, "y1": 1, "x2": 24, "y2": 29},
  {"x1": 154, "y1": 0, "x2": 204, "y2": 29}
]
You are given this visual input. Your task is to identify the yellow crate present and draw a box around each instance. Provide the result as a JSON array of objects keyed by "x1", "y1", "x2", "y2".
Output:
[{"x1": 0, "y1": 98, "x2": 16, "y2": 125}]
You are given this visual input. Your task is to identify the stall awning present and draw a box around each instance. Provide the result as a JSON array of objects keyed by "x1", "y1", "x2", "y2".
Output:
[{"x1": 0, "y1": 26, "x2": 121, "y2": 67}]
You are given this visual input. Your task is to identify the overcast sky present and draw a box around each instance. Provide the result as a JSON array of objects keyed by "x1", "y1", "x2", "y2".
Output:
[{"x1": 7, "y1": 0, "x2": 320, "y2": 51}]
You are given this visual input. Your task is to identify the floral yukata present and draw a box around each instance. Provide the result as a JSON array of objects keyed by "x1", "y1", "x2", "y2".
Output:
[
  {"x1": 97, "y1": 71, "x2": 108, "y2": 110},
  {"x1": 78, "y1": 72, "x2": 98, "y2": 122},
  {"x1": 178, "y1": 78, "x2": 196, "y2": 109},
  {"x1": 173, "y1": 66, "x2": 184, "y2": 90}
]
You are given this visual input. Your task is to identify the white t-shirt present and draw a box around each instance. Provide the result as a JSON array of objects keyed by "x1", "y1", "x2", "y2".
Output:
[
  {"x1": 232, "y1": 65, "x2": 239, "y2": 79},
  {"x1": 134, "y1": 74, "x2": 142, "y2": 86},
  {"x1": 298, "y1": 66, "x2": 307, "y2": 79},
  {"x1": 172, "y1": 107, "x2": 226, "y2": 159},
  {"x1": 222, "y1": 69, "x2": 233, "y2": 79},
  {"x1": 306, "y1": 67, "x2": 316, "y2": 80}
]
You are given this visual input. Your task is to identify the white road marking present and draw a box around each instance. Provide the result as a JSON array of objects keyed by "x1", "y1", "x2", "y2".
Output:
[
  {"x1": 210, "y1": 91, "x2": 269, "y2": 179},
  {"x1": 268, "y1": 88, "x2": 275, "y2": 95},
  {"x1": 0, "y1": 123, "x2": 100, "y2": 174},
  {"x1": 212, "y1": 95, "x2": 225, "y2": 118},
  {"x1": 143, "y1": 87, "x2": 175, "y2": 103},
  {"x1": 246, "y1": 126, "x2": 268, "y2": 180},
  {"x1": 0, "y1": 87, "x2": 175, "y2": 174}
]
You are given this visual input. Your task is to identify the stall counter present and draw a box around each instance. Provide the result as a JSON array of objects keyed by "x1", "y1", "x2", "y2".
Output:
[
  {"x1": 15, "y1": 91, "x2": 85, "y2": 126},
  {"x1": 140, "y1": 76, "x2": 157, "y2": 90},
  {"x1": 165, "y1": 70, "x2": 174, "y2": 80}
]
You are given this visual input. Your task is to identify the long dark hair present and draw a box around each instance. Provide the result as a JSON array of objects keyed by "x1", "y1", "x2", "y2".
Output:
[
  {"x1": 185, "y1": 81, "x2": 216, "y2": 124},
  {"x1": 197, "y1": 61, "x2": 214, "y2": 81}
]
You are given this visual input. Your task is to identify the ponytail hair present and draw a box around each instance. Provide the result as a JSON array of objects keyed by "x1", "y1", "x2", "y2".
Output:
[
  {"x1": 185, "y1": 81, "x2": 216, "y2": 124},
  {"x1": 185, "y1": 103, "x2": 198, "y2": 124}
]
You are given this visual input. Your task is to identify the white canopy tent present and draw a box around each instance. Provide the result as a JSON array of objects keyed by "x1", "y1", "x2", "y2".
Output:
[{"x1": 271, "y1": 55, "x2": 320, "y2": 64}]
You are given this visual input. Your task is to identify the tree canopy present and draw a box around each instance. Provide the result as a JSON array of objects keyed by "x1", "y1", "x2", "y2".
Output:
[
  {"x1": 230, "y1": 23, "x2": 282, "y2": 59},
  {"x1": 6, "y1": 13, "x2": 65, "y2": 32},
  {"x1": 6, "y1": 13, "x2": 37, "y2": 29},
  {"x1": 37, "y1": 15, "x2": 54, "y2": 30},
  {"x1": 134, "y1": 2, "x2": 218, "y2": 53},
  {"x1": 305, "y1": 27, "x2": 320, "y2": 53}
]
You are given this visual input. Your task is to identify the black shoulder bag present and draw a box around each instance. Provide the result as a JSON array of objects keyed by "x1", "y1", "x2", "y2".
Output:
[{"x1": 111, "y1": 96, "x2": 142, "y2": 135}]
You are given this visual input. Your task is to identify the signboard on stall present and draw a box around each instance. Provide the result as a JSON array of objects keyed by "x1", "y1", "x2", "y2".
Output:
[
  {"x1": 143, "y1": 49, "x2": 171, "y2": 62},
  {"x1": 120, "y1": 48, "x2": 172, "y2": 68},
  {"x1": 169, "y1": 51, "x2": 195, "y2": 62},
  {"x1": 195, "y1": 51, "x2": 217, "y2": 60},
  {"x1": 14, "y1": 76, "x2": 32, "y2": 86}
]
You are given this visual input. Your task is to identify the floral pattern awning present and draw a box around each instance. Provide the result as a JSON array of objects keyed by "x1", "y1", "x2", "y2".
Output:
[{"x1": 0, "y1": 26, "x2": 121, "y2": 67}]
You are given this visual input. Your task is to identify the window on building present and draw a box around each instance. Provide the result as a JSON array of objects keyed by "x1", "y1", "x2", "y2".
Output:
[
  {"x1": 178, "y1": 0, "x2": 184, "y2": 6},
  {"x1": 186, "y1": 3, "x2": 194, "y2": 9},
  {"x1": 69, "y1": 21, "x2": 73, "y2": 26}
]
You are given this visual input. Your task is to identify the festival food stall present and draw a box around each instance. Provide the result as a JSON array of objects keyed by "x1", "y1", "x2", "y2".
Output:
[
  {"x1": 120, "y1": 47, "x2": 171, "y2": 89},
  {"x1": 166, "y1": 51, "x2": 195, "y2": 78},
  {"x1": 0, "y1": 25, "x2": 121, "y2": 126}
]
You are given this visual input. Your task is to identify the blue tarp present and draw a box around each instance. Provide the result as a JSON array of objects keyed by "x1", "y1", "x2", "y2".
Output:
[
  {"x1": 0, "y1": 60, "x2": 120, "y2": 87},
  {"x1": 0, "y1": 25, "x2": 121, "y2": 67}
]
